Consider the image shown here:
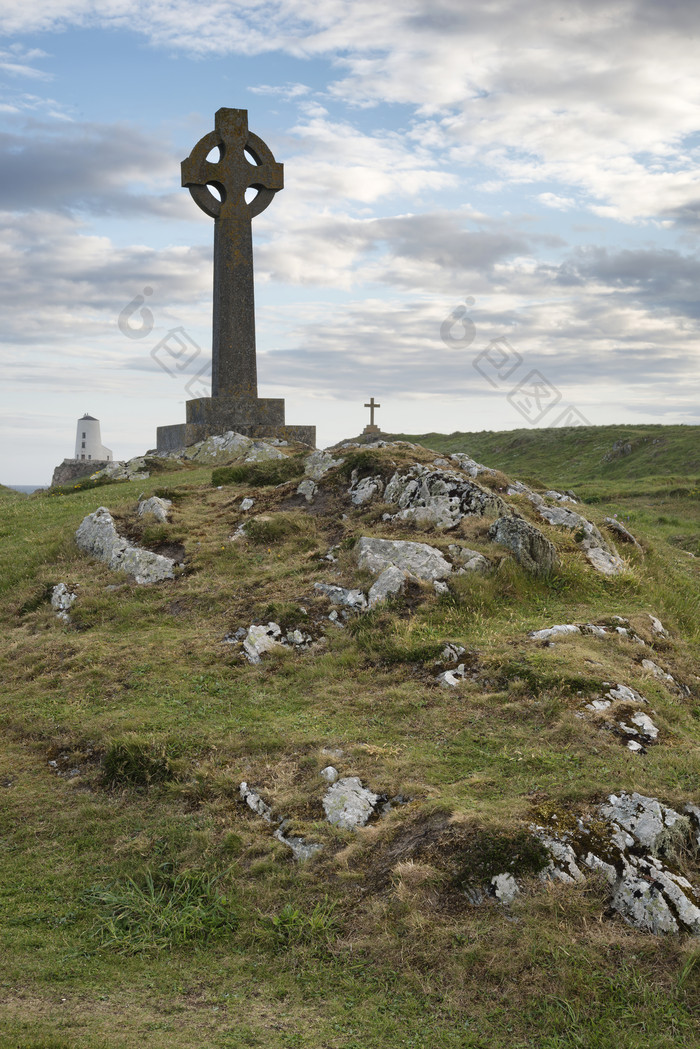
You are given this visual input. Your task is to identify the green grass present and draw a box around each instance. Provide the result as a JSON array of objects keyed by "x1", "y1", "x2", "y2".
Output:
[{"x1": 1, "y1": 429, "x2": 700, "y2": 1047}]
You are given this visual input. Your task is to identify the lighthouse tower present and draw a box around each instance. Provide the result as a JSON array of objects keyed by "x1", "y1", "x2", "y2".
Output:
[{"x1": 74, "y1": 413, "x2": 112, "y2": 462}]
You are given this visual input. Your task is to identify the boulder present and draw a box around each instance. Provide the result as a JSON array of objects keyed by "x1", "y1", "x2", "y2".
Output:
[
  {"x1": 355, "y1": 536, "x2": 452, "y2": 582},
  {"x1": 75, "y1": 507, "x2": 176, "y2": 584},
  {"x1": 604, "y1": 517, "x2": 642, "y2": 548},
  {"x1": 383, "y1": 465, "x2": 507, "y2": 530},
  {"x1": 296, "y1": 479, "x2": 317, "y2": 503},
  {"x1": 91, "y1": 457, "x2": 150, "y2": 482},
  {"x1": 536, "y1": 504, "x2": 625, "y2": 576},
  {"x1": 529, "y1": 624, "x2": 580, "y2": 641},
  {"x1": 491, "y1": 873, "x2": 519, "y2": 904},
  {"x1": 322, "y1": 776, "x2": 379, "y2": 829},
  {"x1": 304, "y1": 449, "x2": 344, "y2": 481},
  {"x1": 348, "y1": 474, "x2": 384, "y2": 506},
  {"x1": 600, "y1": 792, "x2": 687, "y2": 853},
  {"x1": 488, "y1": 517, "x2": 558, "y2": 576},
  {"x1": 138, "y1": 495, "x2": 171, "y2": 522},
  {"x1": 314, "y1": 582, "x2": 368, "y2": 609},
  {"x1": 447, "y1": 545, "x2": 490, "y2": 573},
  {"x1": 367, "y1": 565, "x2": 409, "y2": 608}
]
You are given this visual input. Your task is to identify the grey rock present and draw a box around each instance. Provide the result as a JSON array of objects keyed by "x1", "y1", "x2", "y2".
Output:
[
  {"x1": 600, "y1": 793, "x2": 687, "y2": 853},
  {"x1": 605, "y1": 683, "x2": 647, "y2": 705},
  {"x1": 538, "y1": 835, "x2": 586, "y2": 883},
  {"x1": 314, "y1": 582, "x2": 368, "y2": 609},
  {"x1": 433, "y1": 580, "x2": 450, "y2": 596},
  {"x1": 349, "y1": 474, "x2": 384, "y2": 506},
  {"x1": 488, "y1": 516, "x2": 558, "y2": 576},
  {"x1": 545, "y1": 489, "x2": 578, "y2": 503},
  {"x1": 447, "y1": 544, "x2": 490, "y2": 573},
  {"x1": 529, "y1": 624, "x2": 580, "y2": 641},
  {"x1": 355, "y1": 536, "x2": 452, "y2": 582},
  {"x1": 239, "y1": 781, "x2": 273, "y2": 821},
  {"x1": 244, "y1": 442, "x2": 287, "y2": 463},
  {"x1": 611, "y1": 865, "x2": 680, "y2": 934},
  {"x1": 240, "y1": 497, "x2": 255, "y2": 511},
  {"x1": 585, "y1": 546, "x2": 626, "y2": 576},
  {"x1": 449, "y1": 452, "x2": 491, "y2": 477},
  {"x1": 648, "y1": 615, "x2": 668, "y2": 636},
  {"x1": 368, "y1": 565, "x2": 409, "y2": 608},
  {"x1": 51, "y1": 583, "x2": 76, "y2": 622},
  {"x1": 75, "y1": 506, "x2": 175, "y2": 584},
  {"x1": 304, "y1": 449, "x2": 344, "y2": 481},
  {"x1": 536, "y1": 504, "x2": 626, "y2": 576},
  {"x1": 436, "y1": 664, "x2": 467, "y2": 688},
  {"x1": 138, "y1": 495, "x2": 172, "y2": 522},
  {"x1": 296, "y1": 478, "x2": 317, "y2": 503},
  {"x1": 441, "y1": 643, "x2": 466, "y2": 662},
  {"x1": 323, "y1": 776, "x2": 379, "y2": 829},
  {"x1": 320, "y1": 765, "x2": 339, "y2": 784},
  {"x1": 243, "y1": 622, "x2": 284, "y2": 664},
  {"x1": 273, "y1": 821, "x2": 323, "y2": 862},
  {"x1": 604, "y1": 517, "x2": 641, "y2": 547},
  {"x1": 491, "y1": 873, "x2": 519, "y2": 904},
  {"x1": 383, "y1": 464, "x2": 507, "y2": 530},
  {"x1": 641, "y1": 659, "x2": 675, "y2": 684}
]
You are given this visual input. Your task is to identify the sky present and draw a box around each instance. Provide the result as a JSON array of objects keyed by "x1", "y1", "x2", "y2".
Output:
[{"x1": 1, "y1": 0, "x2": 699, "y2": 483}]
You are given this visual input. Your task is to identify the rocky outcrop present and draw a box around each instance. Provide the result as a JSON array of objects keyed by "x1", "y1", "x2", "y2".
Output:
[
  {"x1": 488, "y1": 517, "x2": 558, "y2": 575},
  {"x1": 536, "y1": 504, "x2": 625, "y2": 575},
  {"x1": 75, "y1": 507, "x2": 176, "y2": 584},
  {"x1": 322, "y1": 776, "x2": 380, "y2": 829},
  {"x1": 51, "y1": 583, "x2": 76, "y2": 622},
  {"x1": 355, "y1": 536, "x2": 452, "y2": 582},
  {"x1": 304, "y1": 449, "x2": 345, "y2": 481},
  {"x1": 382, "y1": 465, "x2": 507, "y2": 530}
]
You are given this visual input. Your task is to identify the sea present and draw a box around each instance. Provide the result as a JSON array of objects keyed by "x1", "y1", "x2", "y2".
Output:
[{"x1": 5, "y1": 485, "x2": 49, "y2": 494}]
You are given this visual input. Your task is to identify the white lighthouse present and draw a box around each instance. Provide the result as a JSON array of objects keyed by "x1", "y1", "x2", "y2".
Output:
[{"x1": 74, "y1": 413, "x2": 112, "y2": 462}]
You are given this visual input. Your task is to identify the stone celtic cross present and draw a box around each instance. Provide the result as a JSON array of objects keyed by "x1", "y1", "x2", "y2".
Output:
[{"x1": 181, "y1": 107, "x2": 283, "y2": 399}]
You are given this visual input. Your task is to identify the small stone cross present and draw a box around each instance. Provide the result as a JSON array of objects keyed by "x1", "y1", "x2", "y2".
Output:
[
  {"x1": 364, "y1": 397, "x2": 380, "y2": 427},
  {"x1": 181, "y1": 108, "x2": 283, "y2": 400}
]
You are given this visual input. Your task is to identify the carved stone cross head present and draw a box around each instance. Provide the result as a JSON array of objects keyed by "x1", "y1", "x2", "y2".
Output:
[{"x1": 181, "y1": 107, "x2": 284, "y2": 220}]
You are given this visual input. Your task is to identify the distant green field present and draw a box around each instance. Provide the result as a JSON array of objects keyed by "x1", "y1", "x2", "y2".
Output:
[{"x1": 390, "y1": 424, "x2": 700, "y2": 486}]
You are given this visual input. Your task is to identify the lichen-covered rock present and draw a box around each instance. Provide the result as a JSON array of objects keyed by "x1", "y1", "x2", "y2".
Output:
[
  {"x1": 355, "y1": 536, "x2": 452, "y2": 582},
  {"x1": 536, "y1": 504, "x2": 625, "y2": 576},
  {"x1": 51, "y1": 583, "x2": 76, "y2": 622},
  {"x1": 138, "y1": 495, "x2": 171, "y2": 522},
  {"x1": 367, "y1": 566, "x2": 408, "y2": 608},
  {"x1": 91, "y1": 457, "x2": 150, "y2": 482},
  {"x1": 296, "y1": 478, "x2": 317, "y2": 503},
  {"x1": 600, "y1": 793, "x2": 687, "y2": 853},
  {"x1": 491, "y1": 873, "x2": 519, "y2": 904},
  {"x1": 436, "y1": 664, "x2": 467, "y2": 688},
  {"x1": 75, "y1": 507, "x2": 175, "y2": 584},
  {"x1": 243, "y1": 622, "x2": 284, "y2": 664},
  {"x1": 348, "y1": 473, "x2": 384, "y2": 506},
  {"x1": 383, "y1": 465, "x2": 507, "y2": 530},
  {"x1": 304, "y1": 449, "x2": 344, "y2": 481},
  {"x1": 488, "y1": 517, "x2": 558, "y2": 576},
  {"x1": 447, "y1": 545, "x2": 490, "y2": 573},
  {"x1": 314, "y1": 582, "x2": 368, "y2": 609},
  {"x1": 529, "y1": 624, "x2": 580, "y2": 641},
  {"x1": 323, "y1": 776, "x2": 379, "y2": 829},
  {"x1": 449, "y1": 452, "x2": 492, "y2": 478}
]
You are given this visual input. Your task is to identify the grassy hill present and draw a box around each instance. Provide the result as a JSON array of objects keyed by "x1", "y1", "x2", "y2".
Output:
[
  {"x1": 1, "y1": 431, "x2": 700, "y2": 1049},
  {"x1": 389, "y1": 424, "x2": 700, "y2": 486}
]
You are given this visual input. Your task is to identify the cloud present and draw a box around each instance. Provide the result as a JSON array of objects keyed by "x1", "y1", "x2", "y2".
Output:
[{"x1": 0, "y1": 120, "x2": 189, "y2": 217}]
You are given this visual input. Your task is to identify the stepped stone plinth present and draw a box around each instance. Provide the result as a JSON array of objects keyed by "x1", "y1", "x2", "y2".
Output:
[{"x1": 156, "y1": 108, "x2": 315, "y2": 452}]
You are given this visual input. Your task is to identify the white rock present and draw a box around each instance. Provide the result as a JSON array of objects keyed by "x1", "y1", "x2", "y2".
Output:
[
  {"x1": 611, "y1": 871, "x2": 679, "y2": 935},
  {"x1": 243, "y1": 622, "x2": 284, "y2": 664},
  {"x1": 585, "y1": 699, "x2": 612, "y2": 711},
  {"x1": 436, "y1": 664, "x2": 466, "y2": 688},
  {"x1": 368, "y1": 566, "x2": 409, "y2": 608},
  {"x1": 491, "y1": 873, "x2": 519, "y2": 904},
  {"x1": 488, "y1": 517, "x2": 559, "y2": 576},
  {"x1": 273, "y1": 822, "x2": 323, "y2": 862},
  {"x1": 239, "y1": 781, "x2": 273, "y2": 821},
  {"x1": 50, "y1": 583, "x2": 76, "y2": 622},
  {"x1": 529, "y1": 624, "x2": 580, "y2": 641},
  {"x1": 296, "y1": 479, "x2": 317, "y2": 503},
  {"x1": 323, "y1": 776, "x2": 379, "y2": 829},
  {"x1": 355, "y1": 536, "x2": 452, "y2": 582},
  {"x1": 648, "y1": 615, "x2": 668, "y2": 636},
  {"x1": 545, "y1": 490, "x2": 577, "y2": 503},
  {"x1": 627, "y1": 740, "x2": 644, "y2": 752},
  {"x1": 641, "y1": 659, "x2": 675, "y2": 683},
  {"x1": 433, "y1": 579, "x2": 450, "y2": 596},
  {"x1": 600, "y1": 793, "x2": 685, "y2": 852},
  {"x1": 585, "y1": 546, "x2": 626, "y2": 576},
  {"x1": 314, "y1": 582, "x2": 368, "y2": 609},
  {"x1": 240, "y1": 497, "x2": 255, "y2": 511},
  {"x1": 539, "y1": 835, "x2": 586, "y2": 883},
  {"x1": 138, "y1": 495, "x2": 172, "y2": 521},
  {"x1": 447, "y1": 544, "x2": 490, "y2": 573},
  {"x1": 383, "y1": 464, "x2": 506, "y2": 530},
  {"x1": 605, "y1": 684, "x2": 647, "y2": 705},
  {"x1": 75, "y1": 506, "x2": 175, "y2": 584},
  {"x1": 629, "y1": 711, "x2": 659, "y2": 740},
  {"x1": 304, "y1": 449, "x2": 344, "y2": 481},
  {"x1": 349, "y1": 474, "x2": 384, "y2": 505},
  {"x1": 320, "y1": 765, "x2": 339, "y2": 784},
  {"x1": 244, "y1": 442, "x2": 287, "y2": 463}
]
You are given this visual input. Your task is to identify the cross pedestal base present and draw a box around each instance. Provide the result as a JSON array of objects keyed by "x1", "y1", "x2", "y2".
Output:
[
  {"x1": 362, "y1": 423, "x2": 382, "y2": 436},
  {"x1": 156, "y1": 396, "x2": 316, "y2": 453}
]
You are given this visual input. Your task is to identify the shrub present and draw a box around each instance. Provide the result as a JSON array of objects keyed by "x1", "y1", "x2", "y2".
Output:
[
  {"x1": 87, "y1": 868, "x2": 239, "y2": 953},
  {"x1": 212, "y1": 456, "x2": 305, "y2": 488},
  {"x1": 451, "y1": 829, "x2": 550, "y2": 890},
  {"x1": 102, "y1": 738, "x2": 177, "y2": 789}
]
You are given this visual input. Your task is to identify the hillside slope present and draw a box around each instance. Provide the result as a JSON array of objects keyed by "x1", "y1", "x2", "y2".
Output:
[
  {"x1": 1, "y1": 431, "x2": 700, "y2": 1049},
  {"x1": 389, "y1": 424, "x2": 700, "y2": 486}
]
